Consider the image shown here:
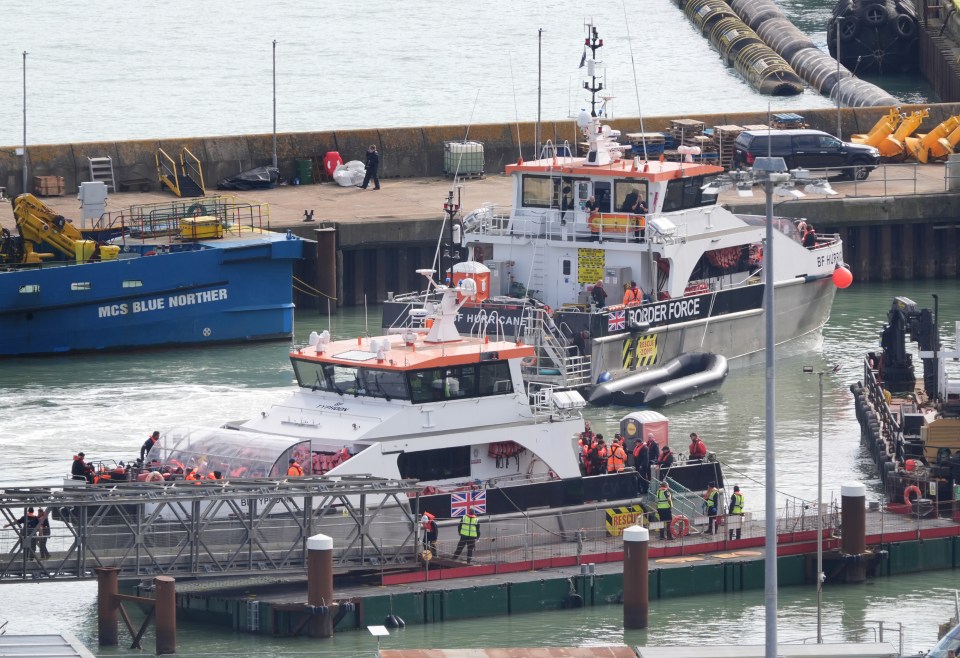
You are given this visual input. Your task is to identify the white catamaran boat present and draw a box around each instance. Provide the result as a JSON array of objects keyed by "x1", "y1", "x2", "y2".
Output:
[{"x1": 383, "y1": 24, "x2": 848, "y2": 407}]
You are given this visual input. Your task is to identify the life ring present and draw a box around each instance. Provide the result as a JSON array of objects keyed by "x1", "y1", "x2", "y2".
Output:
[
  {"x1": 521, "y1": 356, "x2": 537, "y2": 368},
  {"x1": 671, "y1": 515, "x2": 690, "y2": 538},
  {"x1": 903, "y1": 484, "x2": 922, "y2": 504}
]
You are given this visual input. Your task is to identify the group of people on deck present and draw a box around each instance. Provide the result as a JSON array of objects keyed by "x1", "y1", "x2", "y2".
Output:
[{"x1": 590, "y1": 279, "x2": 646, "y2": 309}]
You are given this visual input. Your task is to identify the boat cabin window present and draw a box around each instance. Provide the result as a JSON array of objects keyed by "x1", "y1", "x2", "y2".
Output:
[
  {"x1": 407, "y1": 361, "x2": 514, "y2": 403},
  {"x1": 71, "y1": 282, "x2": 92, "y2": 291},
  {"x1": 614, "y1": 181, "x2": 649, "y2": 213},
  {"x1": 398, "y1": 446, "x2": 470, "y2": 482},
  {"x1": 19, "y1": 284, "x2": 39, "y2": 294},
  {"x1": 290, "y1": 359, "x2": 411, "y2": 400},
  {"x1": 521, "y1": 175, "x2": 589, "y2": 210},
  {"x1": 662, "y1": 174, "x2": 719, "y2": 212},
  {"x1": 592, "y1": 182, "x2": 612, "y2": 213}
]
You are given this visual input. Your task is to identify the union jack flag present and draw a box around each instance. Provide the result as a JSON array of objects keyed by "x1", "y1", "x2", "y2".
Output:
[
  {"x1": 607, "y1": 310, "x2": 626, "y2": 332},
  {"x1": 450, "y1": 490, "x2": 486, "y2": 516}
]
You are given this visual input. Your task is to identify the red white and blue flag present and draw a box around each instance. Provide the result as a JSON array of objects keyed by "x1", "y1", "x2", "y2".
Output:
[
  {"x1": 450, "y1": 490, "x2": 486, "y2": 516},
  {"x1": 607, "y1": 310, "x2": 626, "y2": 332}
]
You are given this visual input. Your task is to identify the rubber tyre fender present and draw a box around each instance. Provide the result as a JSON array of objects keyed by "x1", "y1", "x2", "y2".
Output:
[
  {"x1": 862, "y1": 3, "x2": 889, "y2": 26},
  {"x1": 895, "y1": 15, "x2": 916, "y2": 38},
  {"x1": 838, "y1": 15, "x2": 859, "y2": 41}
]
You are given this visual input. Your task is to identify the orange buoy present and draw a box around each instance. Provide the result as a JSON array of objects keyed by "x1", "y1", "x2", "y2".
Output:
[{"x1": 832, "y1": 265, "x2": 853, "y2": 288}]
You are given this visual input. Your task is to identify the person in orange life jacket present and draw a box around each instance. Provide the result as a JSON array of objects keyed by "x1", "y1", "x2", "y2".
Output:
[
  {"x1": 704, "y1": 481, "x2": 720, "y2": 535},
  {"x1": 287, "y1": 458, "x2": 305, "y2": 477},
  {"x1": 656, "y1": 445, "x2": 674, "y2": 479},
  {"x1": 578, "y1": 421, "x2": 594, "y2": 475},
  {"x1": 622, "y1": 281, "x2": 643, "y2": 306},
  {"x1": 71, "y1": 452, "x2": 95, "y2": 483},
  {"x1": 207, "y1": 470, "x2": 223, "y2": 480},
  {"x1": 140, "y1": 431, "x2": 160, "y2": 462},
  {"x1": 633, "y1": 433, "x2": 652, "y2": 494},
  {"x1": 607, "y1": 436, "x2": 627, "y2": 473},
  {"x1": 590, "y1": 435, "x2": 608, "y2": 475},
  {"x1": 688, "y1": 432, "x2": 708, "y2": 461},
  {"x1": 185, "y1": 468, "x2": 200, "y2": 481},
  {"x1": 452, "y1": 510, "x2": 480, "y2": 563},
  {"x1": 421, "y1": 512, "x2": 439, "y2": 554}
]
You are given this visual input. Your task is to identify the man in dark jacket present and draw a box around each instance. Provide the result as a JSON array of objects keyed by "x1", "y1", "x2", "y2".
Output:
[
  {"x1": 591, "y1": 280, "x2": 608, "y2": 308},
  {"x1": 360, "y1": 144, "x2": 381, "y2": 190},
  {"x1": 634, "y1": 435, "x2": 651, "y2": 494},
  {"x1": 141, "y1": 431, "x2": 160, "y2": 462}
]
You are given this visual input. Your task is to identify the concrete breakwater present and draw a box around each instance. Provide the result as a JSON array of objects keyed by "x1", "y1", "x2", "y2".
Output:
[{"x1": 4, "y1": 103, "x2": 960, "y2": 197}]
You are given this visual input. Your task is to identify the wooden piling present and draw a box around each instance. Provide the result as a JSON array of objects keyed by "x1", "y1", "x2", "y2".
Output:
[
  {"x1": 155, "y1": 576, "x2": 177, "y2": 655},
  {"x1": 622, "y1": 525, "x2": 649, "y2": 630},
  {"x1": 307, "y1": 533, "x2": 334, "y2": 638},
  {"x1": 841, "y1": 482, "x2": 867, "y2": 583},
  {"x1": 96, "y1": 567, "x2": 119, "y2": 647}
]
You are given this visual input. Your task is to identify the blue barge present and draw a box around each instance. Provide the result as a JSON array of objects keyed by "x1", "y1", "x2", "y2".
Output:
[{"x1": 0, "y1": 195, "x2": 307, "y2": 356}]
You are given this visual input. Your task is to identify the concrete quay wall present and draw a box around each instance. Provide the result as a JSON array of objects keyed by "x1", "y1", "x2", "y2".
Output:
[{"x1": 5, "y1": 103, "x2": 960, "y2": 197}]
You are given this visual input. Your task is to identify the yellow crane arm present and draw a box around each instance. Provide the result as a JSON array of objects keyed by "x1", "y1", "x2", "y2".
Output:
[{"x1": 13, "y1": 193, "x2": 83, "y2": 260}]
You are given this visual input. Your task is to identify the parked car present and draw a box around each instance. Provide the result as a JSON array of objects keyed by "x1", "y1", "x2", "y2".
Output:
[{"x1": 731, "y1": 129, "x2": 881, "y2": 180}]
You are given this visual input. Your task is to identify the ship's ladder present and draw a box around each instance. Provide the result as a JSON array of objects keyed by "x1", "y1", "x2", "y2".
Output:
[
  {"x1": 522, "y1": 307, "x2": 592, "y2": 389},
  {"x1": 156, "y1": 147, "x2": 205, "y2": 198}
]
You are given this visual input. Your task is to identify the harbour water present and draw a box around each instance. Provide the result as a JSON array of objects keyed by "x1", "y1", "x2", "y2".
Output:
[
  {"x1": 1, "y1": 280, "x2": 958, "y2": 653},
  {"x1": 0, "y1": 0, "x2": 935, "y2": 146}
]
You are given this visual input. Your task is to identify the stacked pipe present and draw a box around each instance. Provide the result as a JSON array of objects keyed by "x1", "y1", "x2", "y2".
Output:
[
  {"x1": 729, "y1": 0, "x2": 898, "y2": 107},
  {"x1": 677, "y1": 0, "x2": 804, "y2": 96}
]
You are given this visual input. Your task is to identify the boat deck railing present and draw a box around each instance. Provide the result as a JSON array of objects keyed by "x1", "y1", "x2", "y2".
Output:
[{"x1": 93, "y1": 195, "x2": 272, "y2": 241}]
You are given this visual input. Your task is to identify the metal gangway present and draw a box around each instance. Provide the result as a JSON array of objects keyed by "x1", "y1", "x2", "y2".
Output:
[{"x1": 0, "y1": 476, "x2": 421, "y2": 583}]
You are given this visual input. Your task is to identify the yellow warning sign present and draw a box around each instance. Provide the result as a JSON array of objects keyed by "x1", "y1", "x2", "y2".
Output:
[
  {"x1": 605, "y1": 504, "x2": 646, "y2": 536},
  {"x1": 622, "y1": 334, "x2": 658, "y2": 370},
  {"x1": 578, "y1": 248, "x2": 604, "y2": 284}
]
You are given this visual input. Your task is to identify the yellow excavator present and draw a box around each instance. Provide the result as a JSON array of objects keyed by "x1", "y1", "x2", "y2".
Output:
[
  {"x1": 905, "y1": 113, "x2": 960, "y2": 163},
  {"x1": 851, "y1": 108, "x2": 930, "y2": 160},
  {"x1": 2, "y1": 193, "x2": 120, "y2": 264}
]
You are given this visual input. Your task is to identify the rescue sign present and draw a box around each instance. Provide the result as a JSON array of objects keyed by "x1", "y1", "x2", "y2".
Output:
[{"x1": 605, "y1": 504, "x2": 647, "y2": 536}]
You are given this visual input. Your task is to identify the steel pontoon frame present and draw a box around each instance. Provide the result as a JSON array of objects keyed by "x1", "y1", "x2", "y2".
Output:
[{"x1": 0, "y1": 476, "x2": 421, "y2": 582}]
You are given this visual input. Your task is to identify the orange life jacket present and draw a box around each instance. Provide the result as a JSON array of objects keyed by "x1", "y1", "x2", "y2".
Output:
[{"x1": 287, "y1": 463, "x2": 305, "y2": 476}]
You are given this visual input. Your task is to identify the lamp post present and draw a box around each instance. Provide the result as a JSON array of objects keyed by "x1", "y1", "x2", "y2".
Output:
[
  {"x1": 753, "y1": 156, "x2": 790, "y2": 658},
  {"x1": 536, "y1": 27, "x2": 543, "y2": 160},
  {"x1": 836, "y1": 20, "x2": 842, "y2": 139},
  {"x1": 22, "y1": 50, "x2": 28, "y2": 195},
  {"x1": 272, "y1": 39, "x2": 278, "y2": 169},
  {"x1": 803, "y1": 363, "x2": 841, "y2": 645}
]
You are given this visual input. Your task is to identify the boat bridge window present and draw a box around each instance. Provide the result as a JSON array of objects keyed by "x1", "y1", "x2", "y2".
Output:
[
  {"x1": 71, "y1": 282, "x2": 91, "y2": 291},
  {"x1": 522, "y1": 175, "x2": 589, "y2": 210},
  {"x1": 614, "y1": 181, "x2": 649, "y2": 213},
  {"x1": 408, "y1": 360, "x2": 513, "y2": 403},
  {"x1": 122, "y1": 280, "x2": 143, "y2": 288},
  {"x1": 291, "y1": 359, "x2": 411, "y2": 400},
  {"x1": 19, "y1": 284, "x2": 39, "y2": 294},
  {"x1": 662, "y1": 174, "x2": 718, "y2": 212},
  {"x1": 398, "y1": 446, "x2": 470, "y2": 481}
]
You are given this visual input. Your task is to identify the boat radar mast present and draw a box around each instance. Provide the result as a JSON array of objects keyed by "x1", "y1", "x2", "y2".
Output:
[
  {"x1": 413, "y1": 268, "x2": 479, "y2": 344},
  {"x1": 578, "y1": 24, "x2": 623, "y2": 167}
]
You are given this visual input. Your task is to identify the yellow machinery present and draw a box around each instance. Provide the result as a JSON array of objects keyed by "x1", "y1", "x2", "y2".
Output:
[
  {"x1": 10, "y1": 193, "x2": 119, "y2": 264},
  {"x1": 852, "y1": 109, "x2": 930, "y2": 160},
  {"x1": 905, "y1": 113, "x2": 960, "y2": 163},
  {"x1": 851, "y1": 109, "x2": 901, "y2": 148}
]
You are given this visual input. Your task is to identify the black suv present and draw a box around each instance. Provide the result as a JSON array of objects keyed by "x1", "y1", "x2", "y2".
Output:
[{"x1": 731, "y1": 129, "x2": 881, "y2": 180}]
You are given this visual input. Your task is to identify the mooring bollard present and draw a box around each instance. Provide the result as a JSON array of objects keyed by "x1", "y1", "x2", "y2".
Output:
[
  {"x1": 623, "y1": 525, "x2": 649, "y2": 630},
  {"x1": 307, "y1": 533, "x2": 334, "y2": 638},
  {"x1": 841, "y1": 481, "x2": 867, "y2": 583},
  {"x1": 155, "y1": 576, "x2": 177, "y2": 655},
  {"x1": 96, "y1": 567, "x2": 120, "y2": 647}
]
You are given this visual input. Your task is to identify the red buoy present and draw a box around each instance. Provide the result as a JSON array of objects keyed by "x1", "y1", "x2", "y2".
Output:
[{"x1": 832, "y1": 265, "x2": 853, "y2": 289}]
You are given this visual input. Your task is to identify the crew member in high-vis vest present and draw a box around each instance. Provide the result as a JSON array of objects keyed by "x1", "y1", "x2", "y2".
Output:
[
  {"x1": 704, "y1": 481, "x2": 720, "y2": 535},
  {"x1": 728, "y1": 485, "x2": 745, "y2": 540},
  {"x1": 452, "y1": 510, "x2": 480, "y2": 563},
  {"x1": 656, "y1": 482, "x2": 673, "y2": 540}
]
